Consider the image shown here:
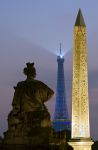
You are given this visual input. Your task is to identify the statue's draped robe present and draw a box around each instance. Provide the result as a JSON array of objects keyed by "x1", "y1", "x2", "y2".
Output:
[
  {"x1": 6, "y1": 79, "x2": 54, "y2": 141},
  {"x1": 12, "y1": 80, "x2": 53, "y2": 113}
]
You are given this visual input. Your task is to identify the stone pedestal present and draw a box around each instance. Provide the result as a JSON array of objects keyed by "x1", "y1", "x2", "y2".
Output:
[
  {"x1": 0, "y1": 144, "x2": 50, "y2": 150},
  {"x1": 68, "y1": 138, "x2": 93, "y2": 150}
]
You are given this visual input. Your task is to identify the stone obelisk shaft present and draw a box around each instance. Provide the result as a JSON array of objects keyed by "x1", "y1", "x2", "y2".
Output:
[
  {"x1": 69, "y1": 9, "x2": 93, "y2": 150},
  {"x1": 72, "y1": 9, "x2": 90, "y2": 138}
]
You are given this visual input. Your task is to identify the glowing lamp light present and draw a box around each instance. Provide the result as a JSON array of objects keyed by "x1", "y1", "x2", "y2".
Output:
[{"x1": 60, "y1": 55, "x2": 63, "y2": 58}]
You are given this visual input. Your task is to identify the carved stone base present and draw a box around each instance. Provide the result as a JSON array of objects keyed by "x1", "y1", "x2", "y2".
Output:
[
  {"x1": 3, "y1": 136, "x2": 46, "y2": 145},
  {"x1": 68, "y1": 138, "x2": 93, "y2": 150},
  {"x1": 0, "y1": 144, "x2": 50, "y2": 150},
  {"x1": 3, "y1": 126, "x2": 51, "y2": 146}
]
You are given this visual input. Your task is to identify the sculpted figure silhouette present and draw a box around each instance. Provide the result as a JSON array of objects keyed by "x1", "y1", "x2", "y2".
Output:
[{"x1": 4, "y1": 62, "x2": 54, "y2": 145}]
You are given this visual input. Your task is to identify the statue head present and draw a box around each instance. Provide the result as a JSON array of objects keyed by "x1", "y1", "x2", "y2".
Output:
[{"x1": 23, "y1": 62, "x2": 36, "y2": 80}]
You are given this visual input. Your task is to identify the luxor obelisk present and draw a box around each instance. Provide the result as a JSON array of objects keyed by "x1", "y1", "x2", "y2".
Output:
[{"x1": 68, "y1": 9, "x2": 93, "y2": 150}]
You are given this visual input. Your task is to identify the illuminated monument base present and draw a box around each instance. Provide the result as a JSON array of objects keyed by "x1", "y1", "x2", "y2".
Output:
[{"x1": 68, "y1": 138, "x2": 93, "y2": 150}]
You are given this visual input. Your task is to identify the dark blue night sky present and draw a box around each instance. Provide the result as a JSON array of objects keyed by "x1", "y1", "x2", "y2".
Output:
[{"x1": 0, "y1": 0, "x2": 98, "y2": 140}]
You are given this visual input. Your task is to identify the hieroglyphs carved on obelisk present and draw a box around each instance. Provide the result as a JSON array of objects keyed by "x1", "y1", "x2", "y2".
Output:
[{"x1": 68, "y1": 9, "x2": 93, "y2": 150}]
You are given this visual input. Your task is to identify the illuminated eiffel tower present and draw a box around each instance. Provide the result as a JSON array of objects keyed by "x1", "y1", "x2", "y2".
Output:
[{"x1": 52, "y1": 44, "x2": 70, "y2": 133}]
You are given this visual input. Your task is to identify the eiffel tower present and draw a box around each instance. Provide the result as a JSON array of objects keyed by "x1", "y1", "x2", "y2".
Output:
[{"x1": 52, "y1": 44, "x2": 70, "y2": 135}]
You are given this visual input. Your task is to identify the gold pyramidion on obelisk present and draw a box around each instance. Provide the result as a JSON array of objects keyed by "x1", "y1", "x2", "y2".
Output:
[{"x1": 68, "y1": 9, "x2": 93, "y2": 150}]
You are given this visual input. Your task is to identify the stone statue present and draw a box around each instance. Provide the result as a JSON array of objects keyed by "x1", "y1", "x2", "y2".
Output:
[{"x1": 3, "y1": 62, "x2": 54, "y2": 145}]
